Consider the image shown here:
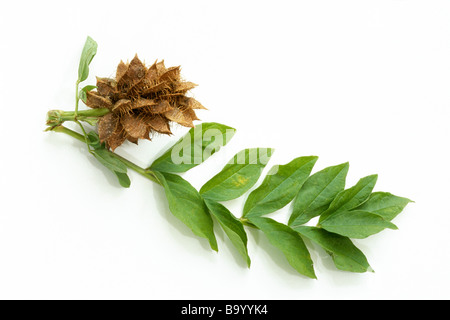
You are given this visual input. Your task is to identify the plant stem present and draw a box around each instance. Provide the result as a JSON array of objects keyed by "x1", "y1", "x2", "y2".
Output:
[
  {"x1": 51, "y1": 125, "x2": 85, "y2": 141},
  {"x1": 47, "y1": 108, "x2": 111, "y2": 127},
  {"x1": 74, "y1": 120, "x2": 94, "y2": 154},
  {"x1": 239, "y1": 217, "x2": 257, "y2": 229},
  {"x1": 51, "y1": 125, "x2": 161, "y2": 185},
  {"x1": 111, "y1": 151, "x2": 161, "y2": 184},
  {"x1": 75, "y1": 80, "x2": 80, "y2": 116}
]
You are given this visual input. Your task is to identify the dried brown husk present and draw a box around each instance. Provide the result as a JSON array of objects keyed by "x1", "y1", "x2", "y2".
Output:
[{"x1": 85, "y1": 55, "x2": 205, "y2": 150}]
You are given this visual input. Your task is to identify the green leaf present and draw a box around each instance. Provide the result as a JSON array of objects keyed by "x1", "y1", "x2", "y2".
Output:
[
  {"x1": 355, "y1": 192, "x2": 412, "y2": 221},
  {"x1": 319, "y1": 174, "x2": 378, "y2": 223},
  {"x1": 86, "y1": 132, "x2": 130, "y2": 187},
  {"x1": 320, "y1": 210, "x2": 398, "y2": 239},
  {"x1": 289, "y1": 162, "x2": 349, "y2": 227},
  {"x1": 200, "y1": 148, "x2": 274, "y2": 202},
  {"x1": 91, "y1": 149, "x2": 131, "y2": 188},
  {"x1": 78, "y1": 36, "x2": 97, "y2": 82},
  {"x1": 204, "y1": 199, "x2": 250, "y2": 267},
  {"x1": 243, "y1": 156, "x2": 318, "y2": 218},
  {"x1": 294, "y1": 226, "x2": 372, "y2": 273},
  {"x1": 87, "y1": 131, "x2": 102, "y2": 149},
  {"x1": 92, "y1": 149, "x2": 128, "y2": 174},
  {"x1": 153, "y1": 171, "x2": 218, "y2": 251},
  {"x1": 248, "y1": 216, "x2": 316, "y2": 279},
  {"x1": 77, "y1": 36, "x2": 98, "y2": 83},
  {"x1": 149, "y1": 122, "x2": 236, "y2": 173},
  {"x1": 82, "y1": 85, "x2": 97, "y2": 91},
  {"x1": 79, "y1": 85, "x2": 97, "y2": 103},
  {"x1": 114, "y1": 171, "x2": 131, "y2": 188}
]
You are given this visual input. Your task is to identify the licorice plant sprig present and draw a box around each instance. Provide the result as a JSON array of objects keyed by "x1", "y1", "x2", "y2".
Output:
[{"x1": 45, "y1": 37, "x2": 412, "y2": 279}]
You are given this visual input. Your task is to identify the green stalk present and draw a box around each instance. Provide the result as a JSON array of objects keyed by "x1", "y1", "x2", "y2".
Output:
[
  {"x1": 75, "y1": 80, "x2": 80, "y2": 116},
  {"x1": 47, "y1": 108, "x2": 111, "y2": 127},
  {"x1": 239, "y1": 217, "x2": 257, "y2": 229},
  {"x1": 51, "y1": 125, "x2": 161, "y2": 185}
]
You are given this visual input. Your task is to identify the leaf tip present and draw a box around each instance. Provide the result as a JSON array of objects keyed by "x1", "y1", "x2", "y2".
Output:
[
  {"x1": 245, "y1": 257, "x2": 251, "y2": 269},
  {"x1": 210, "y1": 241, "x2": 219, "y2": 252},
  {"x1": 388, "y1": 221, "x2": 399, "y2": 230}
]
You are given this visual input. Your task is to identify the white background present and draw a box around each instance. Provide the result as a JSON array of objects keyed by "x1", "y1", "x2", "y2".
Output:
[{"x1": 0, "y1": 0, "x2": 449, "y2": 300}]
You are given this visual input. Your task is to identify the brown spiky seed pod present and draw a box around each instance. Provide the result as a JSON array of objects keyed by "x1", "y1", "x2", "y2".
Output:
[{"x1": 84, "y1": 55, "x2": 206, "y2": 150}]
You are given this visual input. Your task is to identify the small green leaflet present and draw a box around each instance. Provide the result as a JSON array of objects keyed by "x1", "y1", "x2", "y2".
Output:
[
  {"x1": 79, "y1": 85, "x2": 97, "y2": 103},
  {"x1": 248, "y1": 216, "x2": 316, "y2": 279},
  {"x1": 113, "y1": 171, "x2": 131, "y2": 188},
  {"x1": 200, "y1": 148, "x2": 274, "y2": 202},
  {"x1": 149, "y1": 122, "x2": 236, "y2": 173},
  {"x1": 87, "y1": 132, "x2": 131, "y2": 188},
  {"x1": 153, "y1": 171, "x2": 218, "y2": 251},
  {"x1": 320, "y1": 210, "x2": 398, "y2": 239},
  {"x1": 92, "y1": 149, "x2": 128, "y2": 173},
  {"x1": 319, "y1": 174, "x2": 378, "y2": 223},
  {"x1": 204, "y1": 199, "x2": 250, "y2": 267},
  {"x1": 242, "y1": 156, "x2": 318, "y2": 218},
  {"x1": 87, "y1": 131, "x2": 102, "y2": 149},
  {"x1": 77, "y1": 36, "x2": 98, "y2": 83},
  {"x1": 289, "y1": 162, "x2": 349, "y2": 227},
  {"x1": 294, "y1": 226, "x2": 372, "y2": 273},
  {"x1": 355, "y1": 192, "x2": 413, "y2": 222}
]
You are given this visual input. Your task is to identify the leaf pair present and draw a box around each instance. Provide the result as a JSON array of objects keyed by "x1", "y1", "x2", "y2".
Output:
[
  {"x1": 149, "y1": 122, "x2": 241, "y2": 253},
  {"x1": 200, "y1": 148, "x2": 275, "y2": 267},
  {"x1": 314, "y1": 174, "x2": 407, "y2": 239},
  {"x1": 235, "y1": 156, "x2": 319, "y2": 277}
]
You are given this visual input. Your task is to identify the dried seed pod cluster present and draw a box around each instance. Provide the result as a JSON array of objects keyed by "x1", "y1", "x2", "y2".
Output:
[{"x1": 84, "y1": 55, "x2": 206, "y2": 150}]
